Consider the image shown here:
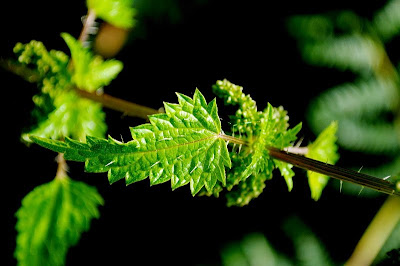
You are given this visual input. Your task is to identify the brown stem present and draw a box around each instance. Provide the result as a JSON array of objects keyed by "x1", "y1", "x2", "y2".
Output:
[
  {"x1": 3, "y1": 51, "x2": 399, "y2": 196},
  {"x1": 0, "y1": 59, "x2": 40, "y2": 83},
  {"x1": 267, "y1": 146, "x2": 400, "y2": 197},
  {"x1": 215, "y1": 134, "x2": 400, "y2": 197},
  {"x1": 75, "y1": 87, "x2": 160, "y2": 119}
]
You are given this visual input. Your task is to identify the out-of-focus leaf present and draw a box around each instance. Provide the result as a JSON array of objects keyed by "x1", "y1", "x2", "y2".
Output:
[
  {"x1": 373, "y1": 0, "x2": 400, "y2": 42},
  {"x1": 221, "y1": 233, "x2": 292, "y2": 266},
  {"x1": 62, "y1": 32, "x2": 123, "y2": 92},
  {"x1": 87, "y1": 0, "x2": 136, "y2": 28},
  {"x1": 15, "y1": 177, "x2": 103, "y2": 266},
  {"x1": 283, "y1": 217, "x2": 334, "y2": 266},
  {"x1": 22, "y1": 91, "x2": 106, "y2": 142}
]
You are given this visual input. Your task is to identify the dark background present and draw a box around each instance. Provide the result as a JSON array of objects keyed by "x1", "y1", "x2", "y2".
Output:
[{"x1": 2, "y1": 0, "x2": 391, "y2": 265}]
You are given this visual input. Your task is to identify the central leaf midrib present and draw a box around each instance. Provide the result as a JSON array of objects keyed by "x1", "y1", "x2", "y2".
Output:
[{"x1": 104, "y1": 130, "x2": 222, "y2": 168}]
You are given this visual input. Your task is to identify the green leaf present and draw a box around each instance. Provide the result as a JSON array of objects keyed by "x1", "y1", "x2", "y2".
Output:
[
  {"x1": 15, "y1": 177, "x2": 103, "y2": 266},
  {"x1": 87, "y1": 0, "x2": 136, "y2": 28},
  {"x1": 211, "y1": 80, "x2": 302, "y2": 205},
  {"x1": 14, "y1": 39, "x2": 107, "y2": 142},
  {"x1": 23, "y1": 91, "x2": 106, "y2": 142},
  {"x1": 221, "y1": 232, "x2": 293, "y2": 266},
  {"x1": 225, "y1": 173, "x2": 271, "y2": 207},
  {"x1": 212, "y1": 79, "x2": 260, "y2": 136},
  {"x1": 373, "y1": 0, "x2": 400, "y2": 42},
  {"x1": 306, "y1": 121, "x2": 339, "y2": 200},
  {"x1": 61, "y1": 32, "x2": 123, "y2": 92},
  {"x1": 302, "y1": 35, "x2": 380, "y2": 75},
  {"x1": 31, "y1": 89, "x2": 231, "y2": 195},
  {"x1": 241, "y1": 104, "x2": 302, "y2": 189}
]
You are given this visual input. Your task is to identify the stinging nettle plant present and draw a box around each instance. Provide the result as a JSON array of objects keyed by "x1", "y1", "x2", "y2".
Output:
[{"x1": 5, "y1": 0, "x2": 400, "y2": 265}]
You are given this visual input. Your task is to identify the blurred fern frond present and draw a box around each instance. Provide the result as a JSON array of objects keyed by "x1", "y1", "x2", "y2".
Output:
[
  {"x1": 308, "y1": 78, "x2": 399, "y2": 155},
  {"x1": 221, "y1": 217, "x2": 334, "y2": 266},
  {"x1": 289, "y1": 0, "x2": 400, "y2": 185}
]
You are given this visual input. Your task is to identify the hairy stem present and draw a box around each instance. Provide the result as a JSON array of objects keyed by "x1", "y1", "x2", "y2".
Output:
[
  {"x1": 2, "y1": 55, "x2": 398, "y2": 196},
  {"x1": 75, "y1": 88, "x2": 160, "y2": 119},
  {"x1": 267, "y1": 147, "x2": 400, "y2": 197},
  {"x1": 218, "y1": 134, "x2": 400, "y2": 196},
  {"x1": 78, "y1": 9, "x2": 97, "y2": 46},
  {"x1": 346, "y1": 196, "x2": 400, "y2": 266},
  {"x1": 219, "y1": 133, "x2": 248, "y2": 146}
]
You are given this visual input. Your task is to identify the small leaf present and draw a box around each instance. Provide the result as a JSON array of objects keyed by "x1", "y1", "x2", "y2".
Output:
[
  {"x1": 31, "y1": 89, "x2": 231, "y2": 195},
  {"x1": 87, "y1": 0, "x2": 136, "y2": 28},
  {"x1": 212, "y1": 80, "x2": 302, "y2": 205},
  {"x1": 306, "y1": 121, "x2": 339, "y2": 200},
  {"x1": 23, "y1": 91, "x2": 107, "y2": 142},
  {"x1": 274, "y1": 160, "x2": 295, "y2": 192},
  {"x1": 61, "y1": 32, "x2": 123, "y2": 92},
  {"x1": 15, "y1": 177, "x2": 103, "y2": 266},
  {"x1": 13, "y1": 39, "x2": 107, "y2": 142}
]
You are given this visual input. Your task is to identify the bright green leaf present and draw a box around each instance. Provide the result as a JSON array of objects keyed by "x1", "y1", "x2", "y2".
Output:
[
  {"x1": 212, "y1": 78, "x2": 260, "y2": 136},
  {"x1": 15, "y1": 177, "x2": 103, "y2": 266},
  {"x1": 241, "y1": 105, "x2": 301, "y2": 188},
  {"x1": 22, "y1": 91, "x2": 106, "y2": 142},
  {"x1": 306, "y1": 121, "x2": 339, "y2": 200},
  {"x1": 211, "y1": 80, "x2": 302, "y2": 205},
  {"x1": 14, "y1": 39, "x2": 107, "y2": 142},
  {"x1": 87, "y1": 0, "x2": 136, "y2": 28},
  {"x1": 61, "y1": 32, "x2": 123, "y2": 92},
  {"x1": 31, "y1": 89, "x2": 231, "y2": 195}
]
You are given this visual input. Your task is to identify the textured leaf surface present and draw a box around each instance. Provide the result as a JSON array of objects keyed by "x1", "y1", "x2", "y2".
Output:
[
  {"x1": 62, "y1": 33, "x2": 123, "y2": 92},
  {"x1": 15, "y1": 177, "x2": 103, "y2": 266},
  {"x1": 87, "y1": 0, "x2": 136, "y2": 28},
  {"x1": 31, "y1": 89, "x2": 231, "y2": 195},
  {"x1": 212, "y1": 80, "x2": 302, "y2": 205},
  {"x1": 14, "y1": 38, "x2": 107, "y2": 142},
  {"x1": 306, "y1": 121, "x2": 339, "y2": 200},
  {"x1": 23, "y1": 91, "x2": 106, "y2": 142}
]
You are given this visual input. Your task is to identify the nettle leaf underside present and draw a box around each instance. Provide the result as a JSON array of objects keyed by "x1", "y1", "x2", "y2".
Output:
[{"x1": 31, "y1": 89, "x2": 231, "y2": 195}]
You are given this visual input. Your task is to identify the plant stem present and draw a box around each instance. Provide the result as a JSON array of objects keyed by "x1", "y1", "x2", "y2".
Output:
[
  {"x1": 75, "y1": 87, "x2": 160, "y2": 119},
  {"x1": 3, "y1": 55, "x2": 398, "y2": 196},
  {"x1": 346, "y1": 195, "x2": 400, "y2": 266},
  {"x1": 218, "y1": 134, "x2": 400, "y2": 196},
  {"x1": 285, "y1": 146, "x2": 309, "y2": 155},
  {"x1": 78, "y1": 9, "x2": 97, "y2": 46},
  {"x1": 0, "y1": 59, "x2": 40, "y2": 83},
  {"x1": 218, "y1": 133, "x2": 248, "y2": 146},
  {"x1": 55, "y1": 153, "x2": 68, "y2": 180},
  {"x1": 267, "y1": 147, "x2": 400, "y2": 197}
]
